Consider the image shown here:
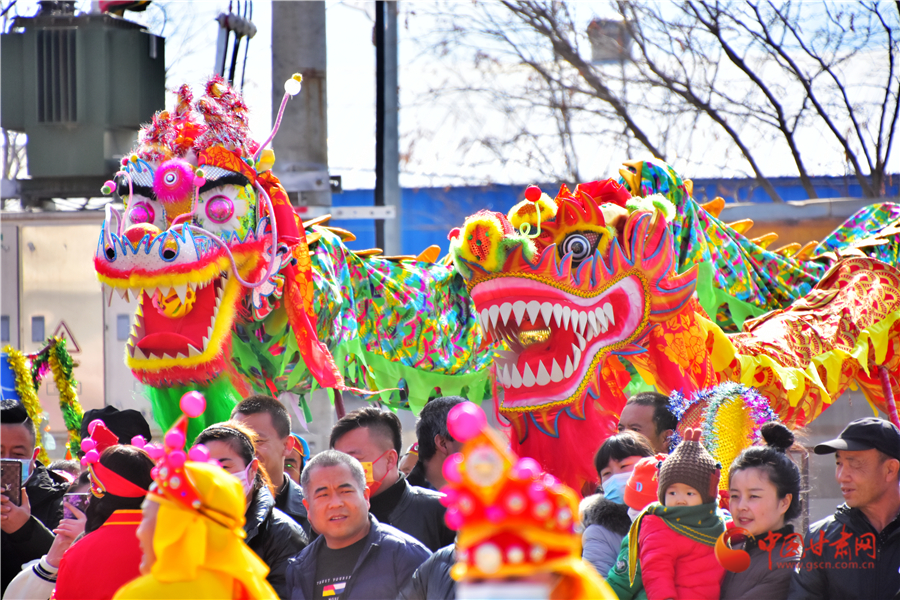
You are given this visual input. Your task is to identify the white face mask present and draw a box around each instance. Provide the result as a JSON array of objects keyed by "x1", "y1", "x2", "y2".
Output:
[
  {"x1": 233, "y1": 463, "x2": 255, "y2": 496},
  {"x1": 628, "y1": 506, "x2": 642, "y2": 521}
]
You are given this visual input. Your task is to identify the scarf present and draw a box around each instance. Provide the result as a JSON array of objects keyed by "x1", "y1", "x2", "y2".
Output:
[{"x1": 628, "y1": 501, "x2": 726, "y2": 584}]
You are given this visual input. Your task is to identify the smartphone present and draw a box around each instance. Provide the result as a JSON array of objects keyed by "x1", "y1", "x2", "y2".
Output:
[
  {"x1": 63, "y1": 492, "x2": 91, "y2": 520},
  {"x1": 0, "y1": 460, "x2": 22, "y2": 506}
]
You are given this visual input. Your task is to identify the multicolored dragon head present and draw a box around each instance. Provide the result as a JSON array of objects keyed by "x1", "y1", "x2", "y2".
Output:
[
  {"x1": 449, "y1": 180, "x2": 698, "y2": 488},
  {"x1": 94, "y1": 76, "x2": 340, "y2": 430}
]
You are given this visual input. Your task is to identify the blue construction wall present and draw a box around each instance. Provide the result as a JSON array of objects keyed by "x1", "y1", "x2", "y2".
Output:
[{"x1": 327, "y1": 175, "x2": 899, "y2": 257}]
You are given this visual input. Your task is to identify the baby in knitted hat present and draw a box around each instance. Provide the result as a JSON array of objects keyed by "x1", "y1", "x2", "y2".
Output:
[{"x1": 625, "y1": 428, "x2": 728, "y2": 600}]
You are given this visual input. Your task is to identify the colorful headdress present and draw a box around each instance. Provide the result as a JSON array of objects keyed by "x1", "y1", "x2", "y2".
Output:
[
  {"x1": 139, "y1": 391, "x2": 274, "y2": 597},
  {"x1": 80, "y1": 419, "x2": 150, "y2": 499},
  {"x1": 440, "y1": 402, "x2": 615, "y2": 598}
]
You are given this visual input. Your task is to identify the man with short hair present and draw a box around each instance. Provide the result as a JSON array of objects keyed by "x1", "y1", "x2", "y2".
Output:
[
  {"x1": 231, "y1": 394, "x2": 310, "y2": 532},
  {"x1": 330, "y1": 407, "x2": 455, "y2": 552},
  {"x1": 616, "y1": 392, "x2": 677, "y2": 454},
  {"x1": 415, "y1": 396, "x2": 467, "y2": 489},
  {"x1": 789, "y1": 417, "x2": 900, "y2": 600},
  {"x1": 285, "y1": 450, "x2": 431, "y2": 600},
  {"x1": 1, "y1": 400, "x2": 69, "y2": 595}
]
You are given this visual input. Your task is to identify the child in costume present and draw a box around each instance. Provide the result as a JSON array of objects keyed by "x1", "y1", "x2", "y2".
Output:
[
  {"x1": 112, "y1": 393, "x2": 277, "y2": 600},
  {"x1": 605, "y1": 452, "x2": 667, "y2": 600},
  {"x1": 627, "y1": 428, "x2": 727, "y2": 600}
]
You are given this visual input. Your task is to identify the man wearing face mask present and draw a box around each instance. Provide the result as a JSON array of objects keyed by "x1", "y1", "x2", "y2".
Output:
[
  {"x1": 330, "y1": 407, "x2": 455, "y2": 552},
  {"x1": 1, "y1": 400, "x2": 69, "y2": 596}
]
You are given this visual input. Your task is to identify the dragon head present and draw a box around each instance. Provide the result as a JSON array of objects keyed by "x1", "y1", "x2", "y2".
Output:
[
  {"x1": 449, "y1": 180, "x2": 697, "y2": 425},
  {"x1": 94, "y1": 77, "x2": 298, "y2": 388}
]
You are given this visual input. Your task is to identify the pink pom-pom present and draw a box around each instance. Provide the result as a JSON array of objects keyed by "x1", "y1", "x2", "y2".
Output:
[
  {"x1": 512, "y1": 457, "x2": 542, "y2": 480},
  {"x1": 121, "y1": 158, "x2": 128, "y2": 166},
  {"x1": 439, "y1": 486, "x2": 459, "y2": 507},
  {"x1": 81, "y1": 438, "x2": 97, "y2": 453},
  {"x1": 447, "y1": 402, "x2": 486, "y2": 442},
  {"x1": 84, "y1": 449, "x2": 100, "y2": 464},
  {"x1": 168, "y1": 450, "x2": 186, "y2": 469},
  {"x1": 180, "y1": 391, "x2": 206, "y2": 419},
  {"x1": 486, "y1": 505, "x2": 505, "y2": 523},
  {"x1": 131, "y1": 435, "x2": 146, "y2": 449},
  {"x1": 443, "y1": 453, "x2": 464, "y2": 484},
  {"x1": 193, "y1": 176, "x2": 206, "y2": 187},
  {"x1": 153, "y1": 159, "x2": 196, "y2": 204},
  {"x1": 526, "y1": 481, "x2": 548, "y2": 502},
  {"x1": 145, "y1": 444, "x2": 164, "y2": 460},
  {"x1": 88, "y1": 420, "x2": 104, "y2": 435},
  {"x1": 188, "y1": 445, "x2": 210, "y2": 462},
  {"x1": 151, "y1": 466, "x2": 159, "y2": 479},
  {"x1": 445, "y1": 507, "x2": 463, "y2": 530},
  {"x1": 165, "y1": 429, "x2": 185, "y2": 450},
  {"x1": 80, "y1": 457, "x2": 89, "y2": 467}
]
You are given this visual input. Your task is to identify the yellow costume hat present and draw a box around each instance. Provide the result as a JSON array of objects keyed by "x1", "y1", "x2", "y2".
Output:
[
  {"x1": 440, "y1": 402, "x2": 616, "y2": 599},
  {"x1": 115, "y1": 392, "x2": 276, "y2": 600}
]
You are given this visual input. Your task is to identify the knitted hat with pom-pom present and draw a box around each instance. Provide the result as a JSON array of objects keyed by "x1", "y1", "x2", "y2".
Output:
[{"x1": 657, "y1": 428, "x2": 720, "y2": 504}]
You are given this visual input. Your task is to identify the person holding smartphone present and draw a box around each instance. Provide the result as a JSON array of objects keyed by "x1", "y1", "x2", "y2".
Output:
[{"x1": 1, "y1": 400, "x2": 69, "y2": 596}]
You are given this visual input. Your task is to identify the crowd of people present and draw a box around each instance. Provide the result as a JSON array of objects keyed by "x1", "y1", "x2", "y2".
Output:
[{"x1": 2, "y1": 390, "x2": 900, "y2": 599}]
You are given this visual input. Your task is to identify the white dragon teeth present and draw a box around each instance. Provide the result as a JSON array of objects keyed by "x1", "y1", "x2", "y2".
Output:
[
  {"x1": 526, "y1": 300, "x2": 541, "y2": 324},
  {"x1": 511, "y1": 364, "x2": 523, "y2": 388},
  {"x1": 576, "y1": 333, "x2": 586, "y2": 350},
  {"x1": 550, "y1": 359, "x2": 564, "y2": 382},
  {"x1": 499, "y1": 303, "x2": 513, "y2": 325},
  {"x1": 553, "y1": 304, "x2": 563, "y2": 328},
  {"x1": 562, "y1": 306, "x2": 571, "y2": 329},
  {"x1": 540, "y1": 302, "x2": 553, "y2": 326},
  {"x1": 489, "y1": 305, "x2": 501, "y2": 328},
  {"x1": 512, "y1": 301, "x2": 527, "y2": 325},
  {"x1": 536, "y1": 361, "x2": 551, "y2": 386},
  {"x1": 564, "y1": 356, "x2": 574, "y2": 378},
  {"x1": 603, "y1": 302, "x2": 615, "y2": 327},
  {"x1": 522, "y1": 363, "x2": 536, "y2": 387}
]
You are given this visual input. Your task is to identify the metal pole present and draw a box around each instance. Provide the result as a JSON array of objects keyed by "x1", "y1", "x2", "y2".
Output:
[
  {"x1": 374, "y1": 1, "x2": 400, "y2": 255},
  {"x1": 374, "y1": 1, "x2": 386, "y2": 251}
]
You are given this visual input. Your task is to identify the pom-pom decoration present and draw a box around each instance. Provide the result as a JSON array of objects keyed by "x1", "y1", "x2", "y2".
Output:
[
  {"x1": 524, "y1": 185, "x2": 542, "y2": 203},
  {"x1": 153, "y1": 158, "x2": 196, "y2": 205},
  {"x1": 131, "y1": 435, "x2": 147, "y2": 449},
  {"x1": 284, "y1": 74, "x2": 303, "y2": 96},
  {"x1": 179, "y1": 391, "x2": 207, "y2": 418},
  {"x1": 447, "y1": 401, "x2": 487, "y2": 442},
  {"x1": 439, "y1": 401, "x2": 582, "y2": 581}
]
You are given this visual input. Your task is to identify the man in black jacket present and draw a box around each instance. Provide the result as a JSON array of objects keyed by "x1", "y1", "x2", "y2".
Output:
[
  {"x1": 1, "y1": 400, "x2": 69, "y2": 596},
  {"x1": 789, "y1": 417, "x2": 900, "y2": 600},
  {"x1": 331, "y1": 407, "x2": 456, "y2": 552},
  {"x1": 232, "y1": 395, "x2": 311, "y2": 534}
]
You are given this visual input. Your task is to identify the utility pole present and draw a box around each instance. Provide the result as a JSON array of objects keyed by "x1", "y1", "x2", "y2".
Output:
[
  {"x1": 270, "y1": 0, "x2": 333, "y2": 449},
  {"x1": 271, "y1": 1, "x2": 331, "y2": 208},
  {"x1": 374, "y1": 1, "x2": 401, "y2": 255}
]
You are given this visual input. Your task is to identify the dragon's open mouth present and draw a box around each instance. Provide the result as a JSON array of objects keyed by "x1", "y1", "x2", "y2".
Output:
[
  {"x1": 471, "y1": 274, "x2": 646, "y2": 410},
  {"x1": 127, "y1": 273, "x2": 228, "y2": 360}
]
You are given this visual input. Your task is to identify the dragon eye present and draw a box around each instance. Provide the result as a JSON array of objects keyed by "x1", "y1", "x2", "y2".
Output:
[
  {"x1": 206, "y1": 195, "x2": 235, "y2": 223},
  {"x1": 560, "y1": 233, "x2": 596, "y2": 263}
]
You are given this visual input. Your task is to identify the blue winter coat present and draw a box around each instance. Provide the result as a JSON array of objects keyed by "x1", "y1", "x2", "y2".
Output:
[{"x1": 285, "y1": 515, "x2": 431, "y2": 600}]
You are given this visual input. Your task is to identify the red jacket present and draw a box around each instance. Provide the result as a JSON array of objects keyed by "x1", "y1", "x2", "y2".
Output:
[
  {"x1": 637, "y1": 514, "x2": 725, "y2": 600},
  {"x1": 54, "y1": 510, "x2": 143, "y2": 600}
]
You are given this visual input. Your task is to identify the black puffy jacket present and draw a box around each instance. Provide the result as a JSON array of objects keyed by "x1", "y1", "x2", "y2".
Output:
[
  {"x1": 397, "y1": 544, "x2": 455, "y2": 600},
  {"x1": 245, "y1": 486, "x2": 308, "y2": 599},
  {"x1": 1, "y1": 463, "x2": 68, "y2": 595},
  {"x1": 788, "y1": 503, "x2": 900, "y2": 600},
  {"x1": 369, "y1": 477, "x2": 455, "y2": 552}
]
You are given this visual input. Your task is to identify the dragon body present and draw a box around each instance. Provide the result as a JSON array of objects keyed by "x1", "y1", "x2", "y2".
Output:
[{"x1": 94, "y1": 79, "x2": 899, "y2": 493}]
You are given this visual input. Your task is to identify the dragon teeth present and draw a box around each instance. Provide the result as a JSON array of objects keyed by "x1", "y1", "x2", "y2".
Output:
[
  {"x1": 526, "y1": 301, "x2": 541, "y2": 324},
  {"x1": 499, "y1": 303, "x2": 513, "y2": 325},
  {"x1": 512, "y1": 301, "x2": 527, "y2": 326},
  {"x1": 540, "y1": 302, "x2": 553, "y2": 327},
  {"x1": 550, "y1": 359, "x2": 564, "y2": 382},
  {"x1": 522, "y1": 363, "x2": 536, "y2": 387},
  {"x1": 603, "y1": 302, "x2": 615, "y2": 327},
  {"x1": 535, "y1": 361, "x2": 551, "y2": 386}
]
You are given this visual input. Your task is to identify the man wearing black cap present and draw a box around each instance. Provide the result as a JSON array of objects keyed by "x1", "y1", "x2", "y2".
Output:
[{"x1": 789, "y1": 417, "x2": 900, "y2": 600}]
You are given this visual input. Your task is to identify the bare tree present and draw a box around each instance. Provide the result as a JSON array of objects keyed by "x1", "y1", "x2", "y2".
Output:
[{"x1": 409, "y1": 1, "x2": 900, "y2": 200}]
